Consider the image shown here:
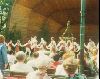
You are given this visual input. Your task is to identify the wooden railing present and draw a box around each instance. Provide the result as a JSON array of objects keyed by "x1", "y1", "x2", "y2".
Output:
[{"x1": 3, "y1": 70, "x2": 28, "y2": 79}]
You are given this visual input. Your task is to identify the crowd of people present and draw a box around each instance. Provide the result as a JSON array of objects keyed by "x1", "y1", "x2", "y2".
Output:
[{"x1": 0, "y1": 34, "x2": 99, "y2": 79}]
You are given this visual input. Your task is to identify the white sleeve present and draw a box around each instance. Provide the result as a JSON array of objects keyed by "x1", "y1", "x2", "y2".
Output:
[
  {"x1": 12, "y1": 43, "x2": 15, "y2": 47},
  {"x1": 55, "y1": 65, "x2": 62, "y2": 75},
  {"x1": 56, "y1": 42, "x2": 60, "y2": 49},
  {"x1": 27, "y1": 61, "x2": 35, "y2": 68},
  {"x1": 10, "y1": 65, "x2": 15, "y2": 71}
]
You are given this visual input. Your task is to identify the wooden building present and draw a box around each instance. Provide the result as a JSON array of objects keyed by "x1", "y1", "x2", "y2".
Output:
[{"x1": 9, "y1": 0, "x2": 99, "y2": 43}]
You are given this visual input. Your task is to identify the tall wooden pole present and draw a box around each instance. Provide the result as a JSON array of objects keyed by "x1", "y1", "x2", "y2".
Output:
[{"x1": 80, "y1": 0, "x2": 86, "y2": 74}]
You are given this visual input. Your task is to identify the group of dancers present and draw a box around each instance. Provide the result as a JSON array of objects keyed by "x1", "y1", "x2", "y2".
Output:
[
  {"x1": 5, "y1": 36, "x2": 99, "y2": 59},
  {"x1": 5, "y1": 36, "x2": 79, "y2": 56}
]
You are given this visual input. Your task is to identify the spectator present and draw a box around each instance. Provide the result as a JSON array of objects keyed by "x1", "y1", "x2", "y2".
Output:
[
  {"x1": 0, "y1": 35, "x2": 8, "y2": 73},
  {"x1": 55, "y1": 57, "x2": 79, "y2": 77},
  {"x1": 62, "y1": 58, "x2": 86, "y2": 79},
  {"x1": 62, "y1": 51, "x2": 75, "y2": 60},
  {"x1": 7, "y1": 50, "x2": 16, "y2": 67},
  {"x1": 26, "y1": 58, "x2": 51, "y2": 79},
  {"x1": 27, "y1": 52, "x2": 39, "y2": 70},
  {"x1": 50, "y1": 54, "x2": 61, "y2": 69},
  {"x1": 10, "y1": 51, "x2": 33, "y2": 73}
]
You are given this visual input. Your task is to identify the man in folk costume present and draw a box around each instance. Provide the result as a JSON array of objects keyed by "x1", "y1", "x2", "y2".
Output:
[
  {"x1": 73, "y1": 42, "x2": 80, "y2": 58},
  {"x1": 70, "y1": 38, "x2": 80, "y2": 58},
  {"x1": 7, "y1": 40, "x2": 15, "y2": 51}
]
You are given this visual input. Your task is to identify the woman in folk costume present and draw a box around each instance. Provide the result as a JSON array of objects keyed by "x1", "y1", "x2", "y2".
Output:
[
  {"x1": 57, "y1": 37, "x2": 67, "y2": 52},
  {"x1": 85, "y1": 47, "x2": 98, "y2": 75},
  {"x1": 47, "y1": 37, "x2": 57, "y2": 57},
  {"x1": 15, "y1": 40, "x2": 22, "y2": 53},
  {"x1": 84, "y1": 38, "x2": 96, "y2": 53},
  {"x1": 38, "y1": 38, "x2": 47, "y2": 51},
  {"x1": 66, "y1": 40, "x2": 73, "y2": 51},
  {"x1": 30, "y1": 36, "x2": 38, "y2": 52},
  {"x1": 7, "y1": 40, "x2": 15, "y2": 51},
  {"x1": 23, "y1": 40, "x2": 31, "y2": 57},
  {"x1": 30, "y1": 36, "x2": 38, "y2": 45}
]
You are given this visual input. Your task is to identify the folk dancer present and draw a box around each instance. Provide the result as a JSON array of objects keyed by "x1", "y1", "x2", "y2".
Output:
[
  {"x1": 14, "y1": 40, "x2": 22, "y2": 53},
  {"x1": 47, "y1": 37, "x2": 57, "y2": 58},
  {"x1": 7, "y1": 40, "x2": 15, "y2": 51},
  {"x1": 23, "y1": 40, "x2": 31, "y2": 57},
  {"x1": 31, "y1": 36, "x2": 38, "y2": 52}
]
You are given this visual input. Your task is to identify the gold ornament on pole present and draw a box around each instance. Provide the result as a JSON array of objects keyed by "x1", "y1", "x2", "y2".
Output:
[
  {"x1": 61, "y1": 20, "x2": 76, "y2": 41},
  {"x1": 61, "y1": 20, "x2": 70, "y2": 37}
]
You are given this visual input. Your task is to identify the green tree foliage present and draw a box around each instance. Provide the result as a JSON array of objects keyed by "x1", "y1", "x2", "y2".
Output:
[
  {"x1": 0, "y1": 24, "x2": 21, "y2": 43},
  {"x1": 0, "y1": 0, "x2": 14, "y2": 31},
  {"x1": 37, "y1": 22, "x2": 50, "y2": 43},
  {"x1": 0, "y1": 0, "x2": 22, "y2": 42}
]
